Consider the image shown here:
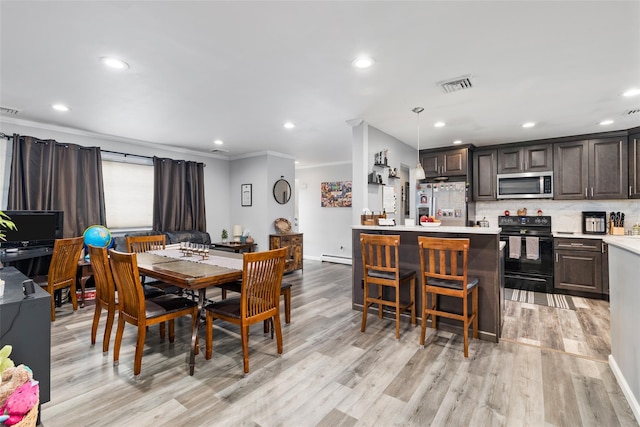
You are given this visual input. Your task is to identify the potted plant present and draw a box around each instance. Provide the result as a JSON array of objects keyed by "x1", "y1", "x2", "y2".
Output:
[{"x1": 221, "y1": 229, "x2": 228, "y2": 243}]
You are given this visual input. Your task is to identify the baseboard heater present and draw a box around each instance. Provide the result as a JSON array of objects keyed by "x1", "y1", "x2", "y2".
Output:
[{"x1": 320, "y1": 254, "x2": 352, "y2": 265}]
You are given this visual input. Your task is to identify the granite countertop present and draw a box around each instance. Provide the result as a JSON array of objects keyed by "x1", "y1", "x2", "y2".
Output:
[
  {"x1": 352, "y1": 224, "x2": 502, "y2": 235},
  {"x1": 603, "y1": 236, "x2": 640, "y2": 256}
]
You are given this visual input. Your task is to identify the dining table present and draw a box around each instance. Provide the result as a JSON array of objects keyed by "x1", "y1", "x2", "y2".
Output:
[{"x1": 134, "y1": 246, "x2": 244, "y2": 375}]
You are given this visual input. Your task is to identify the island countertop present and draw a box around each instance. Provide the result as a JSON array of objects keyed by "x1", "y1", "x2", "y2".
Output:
[{"x1": 352, "y1": 224, "x2": 502, "y2": 235}]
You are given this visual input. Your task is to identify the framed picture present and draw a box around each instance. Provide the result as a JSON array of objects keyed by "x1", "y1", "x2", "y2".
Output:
[
  {"x1": 320, "y1": 181, "x2": 352, "y2": 207},
  {"x1": 241, "y1": 184, "x2": 252, "y2": 206}
]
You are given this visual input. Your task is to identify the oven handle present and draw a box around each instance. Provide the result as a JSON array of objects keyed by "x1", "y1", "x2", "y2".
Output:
[{"x1": 500, "y1": 236, "x2": 553, "y2": 243}]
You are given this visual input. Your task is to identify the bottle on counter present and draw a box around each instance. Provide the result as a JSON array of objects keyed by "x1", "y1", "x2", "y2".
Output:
[{"x1": 381, "y1": 209, "x2": 386, "y2": 219}]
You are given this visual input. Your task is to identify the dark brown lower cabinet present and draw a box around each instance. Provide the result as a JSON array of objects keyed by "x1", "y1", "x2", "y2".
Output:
[{"x1": 554, "y1": 238, "x2": 606, "y2": 297}]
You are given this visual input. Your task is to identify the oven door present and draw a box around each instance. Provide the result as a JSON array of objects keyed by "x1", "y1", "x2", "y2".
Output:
[{"x1": 501, "y1": 235, "x2": 554, "y2": 292}]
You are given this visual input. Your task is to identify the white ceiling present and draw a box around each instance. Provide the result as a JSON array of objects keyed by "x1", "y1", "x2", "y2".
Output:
[{"x1": 1, "y1": 1, "x2": 639, "y2": 167}]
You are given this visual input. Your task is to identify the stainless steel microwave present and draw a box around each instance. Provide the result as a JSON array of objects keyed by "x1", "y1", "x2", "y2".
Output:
[{"x1": 497, "y1": 172, "x2": 553, "y2": 199}]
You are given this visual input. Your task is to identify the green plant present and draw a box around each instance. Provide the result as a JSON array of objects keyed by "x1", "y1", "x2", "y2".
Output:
[
  {"x1": 221, "y1": 229, "x2": 228, "y2": 240},
  {"x1": 0, "y1": 211, "x2": 17, "y2": 242}
]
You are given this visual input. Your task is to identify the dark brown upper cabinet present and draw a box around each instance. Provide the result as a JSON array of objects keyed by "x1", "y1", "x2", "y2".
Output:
[
  {"x1": 497, "y1": 144, "x2": 553, "y2": 174},
  {"x1": 473, "y1": 149, "x2": 497, "y2": 201},
  {"x1": 421, "y1": 147, "x2": 469, "y2": 178},
  {"x1": 629, "y1": 133, "x2": 640, "y2": 199},
  {"x1": 554, "y1": 137, "x2": 628, "y2": 200}
]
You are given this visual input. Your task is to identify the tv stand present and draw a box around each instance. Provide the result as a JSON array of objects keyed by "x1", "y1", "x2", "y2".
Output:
[{"x1": 1, "y1": 246, "x2": 53, "y2": 263}]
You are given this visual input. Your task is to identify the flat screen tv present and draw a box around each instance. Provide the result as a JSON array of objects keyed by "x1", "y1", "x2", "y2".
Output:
[{"x1": 0, "y1": 210, "x2": 64, "y2": 249}]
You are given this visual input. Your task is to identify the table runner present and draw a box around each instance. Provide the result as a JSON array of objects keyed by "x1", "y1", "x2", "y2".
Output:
[{"x1": 148, "y1": 246, "x2": 243, "y2": 271}]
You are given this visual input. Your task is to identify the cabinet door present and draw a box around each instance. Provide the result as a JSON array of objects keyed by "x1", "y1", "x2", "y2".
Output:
[
  {"x1": 554, "y1": 141, "x2": 588, "y2": 199},
  {"x1": 630, "y1": 133, "x2": 640, "y2": 198},
  {"x1": 554, "y1": 250, "x2": 603, "y2": 294},
  {"x1": 473, "y1": 149, "x2": 497, "y2": 200},
  {"x1": 442, "y1": 148, "x2": 467, "y2": 176},
  {"x1": 523, "y1": 144, "x2": 553, "y2": 172},
  {"x1": 589, "y1": 137, "x2": 628, "y2": 199},
  {"x1": 497, "y1": 147, "x2": 522, "y2": 174},
  {"x1": 421, "y1": 152, "x2": 442, "y2": 177}
]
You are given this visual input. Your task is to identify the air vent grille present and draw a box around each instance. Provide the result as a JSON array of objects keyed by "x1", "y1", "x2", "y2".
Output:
[
  {"x1": 209, "y1": 148, "x2": 229, "y2": 153},
  {"x1": 626, "y1": 108, "x2": 640, "y2": 116},
  {"x1": 440, "y1": 76, "x2": 473, "y2": 94},
  {"x1": 0, "y1": 106, "x2": 20, "y2": 115}
]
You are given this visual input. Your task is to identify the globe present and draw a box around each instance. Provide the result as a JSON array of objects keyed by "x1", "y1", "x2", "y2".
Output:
[{"x1": 83, "y1": 225, "x2": 112, "y2": 249}]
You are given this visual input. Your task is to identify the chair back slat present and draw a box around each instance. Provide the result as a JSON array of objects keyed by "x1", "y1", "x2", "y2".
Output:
[
  {"x1": 360, "y1": 234, "x2": 401, "y2": 280},
  {"x1": 48, "y1": 236, "x2": 84, "y2": 288},
  {"x1": 419, "y1": 237, "x2": 469, "y2": 284},
  {"x1": 241, "y1": 248, "x2": 287, "y2": 321},
  {"x1": 88, "y1": 245, "x2": 116, "y2": 310},
  {"x1": 126, "y1": 235, "x2": 166, "y2": 253},
  {"x1": 109, "y1": 250, "x2": 146, "y2": 323}
]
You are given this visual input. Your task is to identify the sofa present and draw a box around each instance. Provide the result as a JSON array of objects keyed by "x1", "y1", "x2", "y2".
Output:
[{"x1": 112, "y1": 230, "x2": 211, "y2": 252}]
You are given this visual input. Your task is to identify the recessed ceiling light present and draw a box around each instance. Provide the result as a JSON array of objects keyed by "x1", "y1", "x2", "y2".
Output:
[
  {"x1": 100, "y1": 57, "x2": 129, "y2": 70},
  {"x1": 623, "y1": 88, "x2": 640, "y2": 97},
  {"x1": 522, "y1": 122, "x2": 536, "y2": 128},
  {"x1": 283, "y1": 122, "x2": 295, "y2": 129},
  {"x1": 295, "y1": 161, "x2": 300, "y2": 164},
  {"x1": 352, "y1": 56, "x2": 375, "y2": 69},
  {"x1": 434, "y1": 121, "x2": 446, "y2": 128},
  {"x1": 213, "y1": 139, "x2": 224, "y2": 145},
  {"x1": 453, "y1": 140, "x2": 462, "y2": 145},
  {"x1": 51, "y1": 104, "x2": 70, "y2": 112},
  {"x1": 599, "y1": 119, "x2": 614, "y2": 126}
]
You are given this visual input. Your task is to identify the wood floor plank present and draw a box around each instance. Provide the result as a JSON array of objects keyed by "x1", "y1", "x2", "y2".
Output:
[{"x1": 38, "y1": 261, "x2": 639, "y2": 427}]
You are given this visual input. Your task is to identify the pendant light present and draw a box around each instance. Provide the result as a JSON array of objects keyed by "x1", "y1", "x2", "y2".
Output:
[{"x1": 413, "y1": 107, "x2": 426, "y2": 180}]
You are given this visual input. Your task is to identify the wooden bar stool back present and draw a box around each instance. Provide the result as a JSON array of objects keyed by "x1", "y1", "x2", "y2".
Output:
[
  {"x1": 417, "y1": 236, "x2": 478, "y2": 357},
  {"x1": 360, "y1": 233, "x2": 416, "y2": 339}
]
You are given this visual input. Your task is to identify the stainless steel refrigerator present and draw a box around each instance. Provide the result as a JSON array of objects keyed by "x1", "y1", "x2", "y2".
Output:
[{"x1": 416, "y1": 179, "x2": 475, "y2": 227}]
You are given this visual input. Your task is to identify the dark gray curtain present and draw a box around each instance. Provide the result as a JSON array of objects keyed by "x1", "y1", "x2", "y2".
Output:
[
  {"x1": 8, "y1": 134, "x2": 106, "y2": 238},
  {"x1": 153, "y1": 157, "x2": 206, "y2": 232}
]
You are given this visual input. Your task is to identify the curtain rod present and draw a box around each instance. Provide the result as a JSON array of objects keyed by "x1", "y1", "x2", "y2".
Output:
[{"x1": 1, "y1": 134, "x2": 204, "y2": 166}]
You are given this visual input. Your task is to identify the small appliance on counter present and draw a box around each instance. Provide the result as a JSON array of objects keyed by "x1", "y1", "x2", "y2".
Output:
[{"x1": 582, "y1": 211, "x2": 606, "y2": 235}]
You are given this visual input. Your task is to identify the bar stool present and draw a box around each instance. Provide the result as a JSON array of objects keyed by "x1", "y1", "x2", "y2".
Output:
[
  {"x1": 360, "y1": 233, "x2": 416, "y2": 339},
  {"x1": 417, "y1": 236, "x2": 478, "y2": 357}
]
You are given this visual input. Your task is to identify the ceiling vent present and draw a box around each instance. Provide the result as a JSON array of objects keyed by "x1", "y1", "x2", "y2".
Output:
[
  {"x1": 0, "y1": 106, "x2": 20, "y2": 115},
  {"x1": 439, "y1": 75, "x2": 473, "y2": 94},
  {"x1": 626, "y1": 108, "x2": 640, "y2": 116},
  {"x1": 209, "y1": 148, "x2": 229, "y2": 153}
]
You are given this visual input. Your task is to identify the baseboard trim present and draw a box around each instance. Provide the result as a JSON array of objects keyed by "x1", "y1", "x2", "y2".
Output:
[{"x1": 609, "y1": 354, "x2": 640, "y2": 424}]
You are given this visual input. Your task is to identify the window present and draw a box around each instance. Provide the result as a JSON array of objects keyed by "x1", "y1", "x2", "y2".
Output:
[{"x1": 101, "y1": 154, "x2": 153, "y2": 230}]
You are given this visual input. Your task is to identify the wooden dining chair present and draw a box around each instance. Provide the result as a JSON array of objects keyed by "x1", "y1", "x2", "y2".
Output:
[
  {"x1": 204, "y1": 247, "x2": 287, "y2": 373},
  {"x1": 109, "y1": 249, "x2": 200, "y2": 376},
  {"x1": 417, "y1": 236, "x2": 478, "y2": 357},
  {"x1": 88, "y1": 245, "x2": 118, "y2": 353},
  {"x1": 360, "y1": 233, "x2": 416, "y2": 339},
  {"x1": 125, "y1": 234, "x2": 170, "y2": 297},
  {"x1": 34, "y1": 236, "x2": 84, "y2": 321},
  {"x1": 219, "y1": 280, "x2": 293, "y2": 331}
]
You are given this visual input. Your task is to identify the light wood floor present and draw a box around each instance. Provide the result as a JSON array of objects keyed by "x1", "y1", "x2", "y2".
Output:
[{"x1": 42, "y1": 261, "x2": 638, "y2": 426}]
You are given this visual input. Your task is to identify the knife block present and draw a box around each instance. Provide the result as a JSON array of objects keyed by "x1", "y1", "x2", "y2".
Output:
[{"x1": 610, "y1": 222, "x2": 625, "y2": 235}]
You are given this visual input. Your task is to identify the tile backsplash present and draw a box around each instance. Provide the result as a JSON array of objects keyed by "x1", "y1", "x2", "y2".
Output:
[{"x1": 475, "y1": 199, "x2": 640, "y2": 233}]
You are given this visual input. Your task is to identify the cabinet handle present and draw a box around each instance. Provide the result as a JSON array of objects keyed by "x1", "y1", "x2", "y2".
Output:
[
  {"x1": 601, "y1": 242, "x2": 604, "y2": 253},
  {"x1": 555, "y1": 253, "x2": 558, "y2": 262},
  {"x1": 591, "y1": 187, "x2": 594, "y2": 198},
  {"x1": 585, "y1": 188, "x2": 588, "y2": 198},
  {"x1": 630, "y1": 186, "x2": 633, "y2": 197}
]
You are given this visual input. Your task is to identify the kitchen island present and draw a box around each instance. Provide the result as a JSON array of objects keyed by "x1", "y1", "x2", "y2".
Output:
[
  {"x1": 352, "y1": 225, "x2": 503, "y2": 342},
  {"x1": 603, "y1": 236, "x2": 640, "y2": 423}
]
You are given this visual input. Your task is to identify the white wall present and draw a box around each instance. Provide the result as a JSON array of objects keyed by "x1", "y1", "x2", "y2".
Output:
[
  {"x1": 296, "y1": 162, "x2": 352, "y2": 261},
  {"x1": 0, "y1": 120, "x2": 230, "y2": 236},
  {"x1": 229, "y1": 152, "x2": 295, "y2": 251},
  {"x1": 351, "y1": 122, "x2": 419, "y2": 226}
]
